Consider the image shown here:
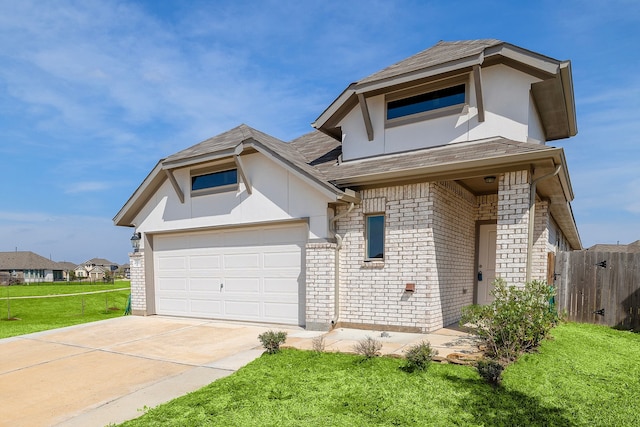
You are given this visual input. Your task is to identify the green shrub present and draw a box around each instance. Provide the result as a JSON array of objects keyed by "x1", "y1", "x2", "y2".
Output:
[
  {"x1": 477, "y1": 359, "x2": 504, "y2": 387},
  {"x1": 461, "y1": 279, "x2": 557, "y2": 361},
  {"x1": 403, "y1": 340, "x2": 437, "y2": 372},
  {"x1": 352, "y1": 336, "x2": 382, "y2": 358},
  {"x1": 258, "y1": 330, "x2": 287, "y2": 354}
]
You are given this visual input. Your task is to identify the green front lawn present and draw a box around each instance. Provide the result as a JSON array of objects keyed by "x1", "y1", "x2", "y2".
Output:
[
  {"x1": 0, "y1": 281, "x2": 131, "y2": 339},
  {"x1": 121, "y1": 322, "x2": 640, "y2": 427}
]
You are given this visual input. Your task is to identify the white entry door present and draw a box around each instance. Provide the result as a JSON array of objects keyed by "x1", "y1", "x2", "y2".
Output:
[
  {"x1": 477, "y1": 223, "x2": 497, "y2": 305},
  {"x1": 153, "y1": 224, "x2": 306, "y2": 325}
]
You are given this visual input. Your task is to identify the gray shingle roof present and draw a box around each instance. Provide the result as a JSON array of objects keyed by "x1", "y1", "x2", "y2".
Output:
[
  {"x1": 357, "y1": 39, "x2": 502, "y2": 86},
  {"x1": 0, "y1": 251, "x2": 66, "y2": 270},
  {"x1": 290, "y1": 131, "x2": 557, "y2": 185},
  {"x1": 165, "y1": 124, "x2": 332, "y2": 183}
]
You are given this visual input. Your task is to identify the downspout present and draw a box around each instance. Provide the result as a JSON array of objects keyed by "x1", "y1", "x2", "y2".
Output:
[
  {"x1": 329, "y1": 202, "x2": 355, "y2": 326},
  {"x1": 526, "y1": 164, "x2": 561, "y2": 283}
]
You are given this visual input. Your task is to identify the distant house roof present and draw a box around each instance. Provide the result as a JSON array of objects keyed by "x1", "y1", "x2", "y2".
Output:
[
  {"x1": 83, "y1": 258, "x2": 118, "y2": 267},
  {"x1": 57, "y1": 261, "x2": 78, "y2": 271},
  {"x1": 0, "y1": 251, "x2": 66, "y2": 270},
  {"x1": 588, "y1": 240, "x2": 640, "y2": 253}
]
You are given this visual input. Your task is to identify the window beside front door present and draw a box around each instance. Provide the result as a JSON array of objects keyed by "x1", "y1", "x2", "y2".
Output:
[{"x1": 366, "y1": 214, "x2": 385, "y2": 260}]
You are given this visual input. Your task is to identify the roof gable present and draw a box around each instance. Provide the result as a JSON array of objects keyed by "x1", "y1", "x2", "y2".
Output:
[{"x1": 313, "y1": 39, "x2": 577, "y2": 142}]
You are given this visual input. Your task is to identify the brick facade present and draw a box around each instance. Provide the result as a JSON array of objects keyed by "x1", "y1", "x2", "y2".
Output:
[
  {"x1": 496, "y1": 170, "x2": 531, "y2": 285},
  {"x1": 305, "y1": 242, "x2": 336, "y2": 330},
  {"x1": 128, "y1": 251, "x2": 147, "y2": 315},
  {"x1": 324, "y1": 181, "x2": 484, "y2": 332},
  {"x1": 531, "y1": 200, "x2": 550, "y2": 280}
]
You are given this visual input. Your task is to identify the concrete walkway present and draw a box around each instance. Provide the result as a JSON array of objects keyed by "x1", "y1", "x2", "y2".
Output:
[{"x1": 0, "y1": 316, "x2": 480, "y2": 427}]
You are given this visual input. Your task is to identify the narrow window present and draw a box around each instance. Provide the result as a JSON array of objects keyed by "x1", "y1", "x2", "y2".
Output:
[
  {"x1": 366, "y1": 215, "x2": 385, "y2": 260},
  {"x1": 387, "y1": 84, "x2": 465, "y2": 120},
  {"x1": 191, "y1": 169, "x2": 238, "y2": 192}
]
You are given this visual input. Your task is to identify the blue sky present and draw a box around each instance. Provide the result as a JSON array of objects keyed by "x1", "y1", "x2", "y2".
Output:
[{"x1": 0, "y1": 0, "x2": 638, "y2": 265}]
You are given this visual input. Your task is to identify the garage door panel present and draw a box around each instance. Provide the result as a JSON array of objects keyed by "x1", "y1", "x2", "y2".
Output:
[
  {"x1": 224, "y1": 253, "x2": 260, "y2": 269},
  {"x1": 264, "y1": 277, "x2": 298, "y2": 294},
  {"x1": 190, "y1": 255, "x2": 221, "y2": 269},
  {"x1": 190, "y1": 299, "x2": 222, "y2": 316},
  {"x1": 225, "y1": 300, "x2": 261, "y2": 317},
  {"x1": 157, "y1": 297, "x2": 189, "y2": 313},
  {"x1": 264, "y1": 302, "x2": 298, "y2": 321},
  {"x1": 157, "y1": 278, "x2": 187, "y2": 291},
  {"x1": 157, "y1": 256, "x2": 187, "y2": 270},
  {"x1": 263, "y1": 251, "x2": 300, "y2": 268},
  {"x1": 189, "y1": 278, "x2": 222, "y2": 291},
  {"x1": 154, "y1": 224, "x2": 306, "y2": 325}
]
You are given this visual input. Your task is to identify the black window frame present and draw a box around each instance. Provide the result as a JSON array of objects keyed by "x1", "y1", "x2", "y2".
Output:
[
  {"x1": 191, "y1": 168, "x2": 238, "y2": 194},
  {"x1": 365, "y1": 214, "x2": 385, "y2": 260}
]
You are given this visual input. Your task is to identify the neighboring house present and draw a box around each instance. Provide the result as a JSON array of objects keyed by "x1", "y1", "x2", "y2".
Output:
[
  {"x1": 57, "y1": 261, "x2": 77, "y2": 281},
  {"x1": 587, "y1": 240, "x2": 640, "y2": 253},
  {"x1": 114, "y1": 39, "x2": 581, "y2": 332},
  {"x1": 0, "y1": 251, "x2": 67, "y2": 283},
  {"x1": 75, "y1": 258, "x2": 119, "y2": 280}
]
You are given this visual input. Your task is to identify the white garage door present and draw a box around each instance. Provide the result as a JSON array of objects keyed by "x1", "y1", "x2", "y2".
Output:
[{"x1": 153, "y1": 224, "x2": 306, "y2": 325}]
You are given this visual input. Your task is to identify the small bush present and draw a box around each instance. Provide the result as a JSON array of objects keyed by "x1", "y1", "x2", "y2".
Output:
[
  {"x1": 477, "y1": 359, "x2": 504, "y2": 387},
  {"x1": 312, "y1": 335, "x2": 326, "y2": 353},
  {"x1": 461, "y1": 279, "x2": 557, "y2": 361},
  {"x1": 353, "y1": 336, "x2": 382, "y2": 358},
  {"x1": 404, "y1": 340, "x2": 437, "y2": 372},
  {"x1": 258, "y1": 330, "x2": 287, "y2": 354}
]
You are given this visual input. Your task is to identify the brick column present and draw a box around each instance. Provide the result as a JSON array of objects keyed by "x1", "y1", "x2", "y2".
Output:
[
  {"x1": 129, "y1": 251, "x2": 147, "y2": 315},
  {"x1": 305, "y1": 242, "x2": 336, "y2": 331},
  {"x1": 496, "y1": 170, "x2": 530, "y2": 286},
  {"x1": 531, "y1": 200, "x2": 550, "y2": 281}
]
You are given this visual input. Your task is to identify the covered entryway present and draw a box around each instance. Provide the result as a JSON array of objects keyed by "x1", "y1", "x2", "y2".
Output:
[
  {"x1": 476, "y1": 223, "x2": 497, "y2": 305},
  {"x1": 153, "y1": 223, "x2": 307, "y2": 325}
]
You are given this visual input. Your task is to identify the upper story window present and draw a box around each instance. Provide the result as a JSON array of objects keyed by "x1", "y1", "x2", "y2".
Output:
[
  {"x1": 387, "y1": 84, "x2": 466, "y2": 121},
  {"x1": 191, "y1": 168, "x2": 238, "y2": 194}
]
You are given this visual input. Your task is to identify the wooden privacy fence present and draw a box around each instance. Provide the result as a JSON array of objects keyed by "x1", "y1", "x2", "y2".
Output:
[{"x1": 555, "y1": 251, "x2": 640, "y2": 330}]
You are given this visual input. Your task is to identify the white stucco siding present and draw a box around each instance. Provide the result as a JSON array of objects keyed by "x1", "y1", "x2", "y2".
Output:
[
  {"x1": 528, "y1": 94, "x2": 546, "y2": 143},
  {"x1": 340, "y1": 95, "x2": 386, "y2": 160},
  {"x1": 338, "y1": 65, "x2": 544, "y2": 161},
  {"x1": 470, "y1": 65, "x2": 542, "y2": 143},
  {"x1": 133, "y1": 153, "x2": 333, "y2": 248}
]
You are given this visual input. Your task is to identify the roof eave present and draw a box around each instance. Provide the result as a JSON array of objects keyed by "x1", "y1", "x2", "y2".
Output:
[{"x1": 113, "y1": 161, "x2": 165, "y2": 227}]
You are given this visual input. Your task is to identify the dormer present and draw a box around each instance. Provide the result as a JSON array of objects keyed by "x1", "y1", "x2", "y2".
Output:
[{"x1": 312, "y1": 39, "x2": 577, "y2": 161}]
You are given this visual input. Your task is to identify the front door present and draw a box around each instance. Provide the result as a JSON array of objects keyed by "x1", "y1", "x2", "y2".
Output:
[{"x1": 477, "y1": 223, "x2": 497, "y2": 305}]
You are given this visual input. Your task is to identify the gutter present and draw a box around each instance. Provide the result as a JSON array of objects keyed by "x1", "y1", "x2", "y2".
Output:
[
  {"x1": 329, "y1": 202, "x2": 355, "y2": 327},
  {"x1": 526, "y1": 165, "x2": 561, "y2": 283}
]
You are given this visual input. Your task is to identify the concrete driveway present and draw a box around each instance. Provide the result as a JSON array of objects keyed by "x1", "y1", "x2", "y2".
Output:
[{"x1": 0, "y1": 316, "x2": 312, "y2": 427}]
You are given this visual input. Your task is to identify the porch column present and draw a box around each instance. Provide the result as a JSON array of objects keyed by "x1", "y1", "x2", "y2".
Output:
[
  {"x1": 531, "y1": 200, "x2": 550, "y2": 280},
  {"x1": 305, "y1": 242, "x2": 336, "y2": 331},
  {"x1": 496, "y1": 170, "x2": 531, "y2": 286},
  {"x1": 129, "y1": 250, "x2": 147, "y2": 315}
]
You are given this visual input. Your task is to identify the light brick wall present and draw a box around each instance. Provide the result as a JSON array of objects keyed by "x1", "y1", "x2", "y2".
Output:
[
  {"x1": 531, "y1": 200, "x2": 550, "y2": 280},
  {"x1": 332, "y1": 181, "x2": 477, "y2": 332},
  {"x1": 431, "y1": 182, "x2": 476, "y2": 326},
  {"x1": 336, "y1": 183, "x2": 433, "y2": 331},
  {"x1": 496, "y1": 170, "x2": 531, "y2": 286},
  {"x1": 477, "y1": 194, "x2": 498, "y2": 221},
  {"x1": 305, "y1": 242, "x2": 336, "y2": 330},
  {"x1": 129, "y1": 251, "x2": 146, "y2": 315}
]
